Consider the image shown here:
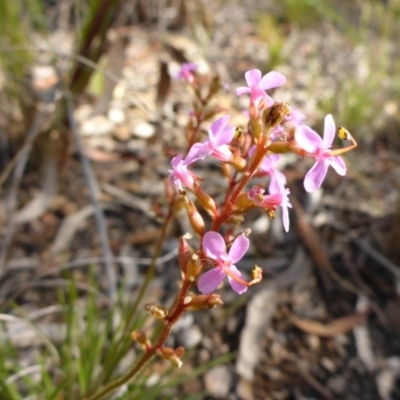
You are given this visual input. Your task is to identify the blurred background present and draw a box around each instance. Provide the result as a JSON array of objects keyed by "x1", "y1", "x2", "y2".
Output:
[{"x1": 1, "y1": 1, "x2": 400, "y2": 399}]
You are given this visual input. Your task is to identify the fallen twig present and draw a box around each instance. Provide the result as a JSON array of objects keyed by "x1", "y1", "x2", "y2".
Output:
[
  {"x1": 0, "y1": 107, "x2": 49, "y2": 276},
  {"x1": 65, "y1": 91, "x2": 117, "y2": 303}
]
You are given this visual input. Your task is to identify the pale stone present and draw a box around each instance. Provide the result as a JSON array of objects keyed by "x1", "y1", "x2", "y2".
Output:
[
  {"x1": 131, "y1": 122, "x2": 155, "y2": 139},
  {"x1": 80, "y1": 115, "x2": 114, "y2": 136},
  {"x1": 108, "y1": 108, "x2": 125, "y2": 125}
]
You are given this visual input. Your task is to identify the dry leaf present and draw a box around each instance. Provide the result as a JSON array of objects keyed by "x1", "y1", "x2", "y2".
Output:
[{"x1": 289, "y1": 311, "x2": 369, "y2": 337}]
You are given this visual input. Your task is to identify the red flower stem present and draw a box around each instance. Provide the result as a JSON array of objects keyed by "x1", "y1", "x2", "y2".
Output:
[
  {"x1": 85, "y1": 278, "x2": 195, "y2": 400},
  {"x1": 212, "y1": 136, "x2": 268, "y2": 231}
]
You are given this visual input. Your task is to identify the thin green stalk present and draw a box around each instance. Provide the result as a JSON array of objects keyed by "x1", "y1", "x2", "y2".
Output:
[
  {"x1": 69, "y1": 0, "x2": 126, "y2": 94},
  {"x1": 85, "y1": 278, "x2": 193, "y2": 400},
  {"x1": 94, "y1": 196, "x2": 177, "y2": 385},
  {"x1": 85, "y1": 350, "x2": 154, "y2": 400}
]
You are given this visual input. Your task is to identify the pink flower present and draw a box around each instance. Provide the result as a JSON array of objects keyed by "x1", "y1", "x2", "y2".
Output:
[
  {"x1": 295, "y1": 114, "x2": 346, "y2": 192},
  {"x1": 175, "y1": 63, "x2": 198, "y2": 83},
  {"x1": 168, "y1": 146, "x2": 202, "y2": 191},
  {"x1": 236, "y1": 69, "x2": 286, "y2": 104},
  {"x1": 248, "y1": 185, "x2": 292, "y2": 232},
  {"x1": 190, "y1": 115, "x2": 235, "y2": 162},
  {"x1": 248, "y1": 147, "x2": 287, "y2": 192},
  {"x1": 268, "y1": 184, "x2": 292, "y2": 232},
  {"x1": 198, "y1": 231, "x2": 249, "y2": 294}
]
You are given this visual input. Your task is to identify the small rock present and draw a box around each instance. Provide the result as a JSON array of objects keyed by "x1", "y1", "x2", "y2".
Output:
[
  {"x1": 83, "y1": 136, "x2": 116, "y2": 151},
  {"x1": 127, "y1": 139, "x2": 147, "y2": 152},
  {"x1": 108, "y1": 108, "x2": 125, "y2": 125},
  {"x1": 113, "y1": 83, "x2": 126, "y2": 99},
  {"x1": 204, "y1": 365, "x2": 232, "y2": 399},
  {"x1": 113, "y1": 125, "x2": 131, "y2": 142},
  {"x1": 176, "y1": 325, "x2": 202, "y2": 348},
  {"x1": 131, "y1": 121, "x2": 155, "y2": 138},
  {"x1": 173, "y1": 313, "x2": 194, "y2": 331},
  {"x1": 81, "y1": 115, "x2": 114, "y2": 136},
  {"x1": 31, "y1": 65, "x2": 58, "y2": 92},
  {"x1": 74, "y1": 104, "x2": 92, "y2": 122}
]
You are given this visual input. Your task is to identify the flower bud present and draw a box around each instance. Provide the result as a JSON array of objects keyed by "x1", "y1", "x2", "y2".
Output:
[
  {"x1": 186, "y1": 201, "x2": 205, "y2": 236},
  {"x1": 267, "y1": 141, "x2": 291, "y2": 154},
  {"x1": 230, "y1": 152, "x2": 247, "y2": 172},
  {"x1": 186, "y1": 253, "x2": 203, "y2": 281},
  {"x1": 158, "y1": 346, "x2": 185, "y2": 368},
  {"x1": 263, "y1": 101, "x2": 290, "y2": 130},
  {"x1": 144, "y1": 303, "x2": 168, "y2": 320},
  {"x1": 131, "y1": 330, "x2": 151, "y2": 350},
  {"x1": 178, "y1": 235, "x2": 192, "y2": 274},
  {"x1": 184, "y1": 293, "x2": 223, "y2": 311},
  {"x1": 233, "y1": 192, "x2": 255, "y2": 212},
  {"x1": 193, "y1": 182, "x2": 217, "y2": 217},
  {"x1": 249, "y1": 102, "x2": 263, "y2": 140}
]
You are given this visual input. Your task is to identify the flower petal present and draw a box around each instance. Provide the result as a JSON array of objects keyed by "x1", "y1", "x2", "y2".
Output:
[
  {"x1": 197, "y1": 268, "x2": 226, "y2": 294},
  {"x1": 282, "y1": 204, "x2": 290, "y2": 232},
  {"x1": 210, "y1": 115, "x2": 230, "y2": 139},
  {"x1": 328, "y1": 156, "x2": 346, "y2": 176},
  {"x1": 269, "y1": 172, "x2": 286, "y2": 194},
  {"x1": 171, "y1": 154, "x2": 183, "y2": 167},
  {"x1": 210, "y1": 145, "x2": 233, "y2": 162},
  {"x1": 202, "y1": 231, "x2": 227, "y2": 260},
  {"x1": 295, "y1": 125, "x2": 323, "y2": 153},
  {"x1": 236, "y1": 87, "x2": 250, "y2": 96},
  {"x1": 228, "y1": 234, "x2": 249, "y2": 263},
  {"x1": 259, "y1": 71, "x2": 286, "y2": 90},
  {"x1": 186, "y1": 143, "x2": 209, "y2": 163},
  {"x1": 304, "y1": 160, "x2": 329, "y2": 192},
  {"x1": 227, "y1": 265, "x2": 248, "y2": 294},
  {"x1": 323, "y1": 114, "x2": 336, "y2": 148},
  {"x1": 213, "y1": 125, "x2": 235, "y2": 147},
  {"x1": 244, "y1": 69, "x2": 261, "y2": 87}
]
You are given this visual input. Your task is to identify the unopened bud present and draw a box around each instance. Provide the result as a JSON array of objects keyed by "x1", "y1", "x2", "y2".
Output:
[
  {"x1": 249, "y1": 102, "x2": 263, "y2": 140},
  {"x1": 178, "y1": 235, "x2": 193, "y2": 274},
  {"x1": 193, "y1": 182, "x2": 217, "y2": 217},
  {"x1": 230, "y1": 152, "x2": 247, "y2": 172},
  {"x1": 158, "y1": 346, "x2": 185, "y2": 368},
  {"x1": 234, "y1": 192, "x2": 256, "y2": 212},
  {"x1": 131, "y1": 330, "x2": 152, "y2": 350},
  {"x1": 186, "y1": 253, "x2": 203, "y2": 281},
  {"x1": 144, "y1": 303, "x2": 168, "y2": 320},
  {"x1": 184, "y1": 293, "x2": 223, "y2": 311},
  {"x1": 267, "y1": 141, "x2": 290, "y2": 154},
  {"x1": 263, "y1": 102, "x2": 290, "y2": 130},
  {"x1": 186, "y1": 201, "x2": 205, "y2": 235}
]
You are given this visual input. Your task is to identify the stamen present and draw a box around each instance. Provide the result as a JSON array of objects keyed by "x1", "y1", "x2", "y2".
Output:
[
  {"x1": 330, "y1": 126, "x2": 358, "y2": 156},
  {"x1": 221, "y1": 264, "x2": 250, "y2": 287}
]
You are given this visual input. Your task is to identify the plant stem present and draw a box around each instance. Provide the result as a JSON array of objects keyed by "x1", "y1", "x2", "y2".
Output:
[
  {"x1": 93, "y1": 195, "x2": 177, "y2": 386},
  {"x1": 85, "y1": 271, "x2": 193, "y2": 400},
  {"x1": 212, "y1": 136, "x2": 268, "y2": 231}
]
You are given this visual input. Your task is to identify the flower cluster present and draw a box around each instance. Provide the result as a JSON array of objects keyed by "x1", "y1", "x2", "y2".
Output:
[
  {"x1": 124, "y1": 65, "x2": 358, "y2": 381},
  {"x1": 170, "y1": 66, "x2": 357, "y2": 296}
]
